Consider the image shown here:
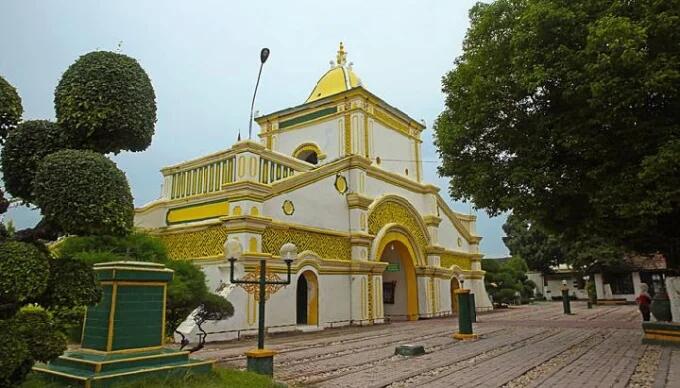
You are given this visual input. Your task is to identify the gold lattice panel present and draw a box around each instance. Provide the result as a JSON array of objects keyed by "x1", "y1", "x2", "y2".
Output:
[
  {"x1": 236, "y1": 265, "x2": 284, "y2": 301},
  {"x1": 261, "y1": 227, "x2": 351, "y2": 261},
  {"x1": 368, "y1": 200, "x2": 429, "y2": 253},
  {"x1": 157, "y1": 225, "x2": 228, "y2": 260},
  {"x1": 439, "y1": 253, "x2": 472, "y2": 271}
]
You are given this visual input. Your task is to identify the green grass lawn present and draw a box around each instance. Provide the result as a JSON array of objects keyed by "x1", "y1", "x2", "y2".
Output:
[{"x1": 22, "y1": 367, "x2": 287, "y2": 388}]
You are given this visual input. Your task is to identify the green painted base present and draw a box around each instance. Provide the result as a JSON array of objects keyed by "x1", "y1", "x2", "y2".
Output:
[
  {"x1": 394, "y1": 345, "x2": 425, "y2": 356},
  {"x1": 246, "y1": 351, "x2": 275, "y2": 377},
  {"x1": 32, "y1": 347, "x2": 214, "y2": 388}
]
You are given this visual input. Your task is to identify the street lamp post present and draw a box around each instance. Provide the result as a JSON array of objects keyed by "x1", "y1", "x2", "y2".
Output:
[
  {"x1": 248, "y1": 48, "x2": 270, "y2": 140},
  {"x1": 225, "y1": 238, "x2": 296, "y2": 376},
  {"x1": 583, "y1": 275, "x2": 592, "y2": 308}
]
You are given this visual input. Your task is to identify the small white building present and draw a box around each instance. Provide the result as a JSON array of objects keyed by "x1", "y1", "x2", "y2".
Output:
[
  {"x1": 528, "y1": 265, "x2": 588, "y2": 300},
  {"x1": 135, "y1": 43, "x2": 492, "y2": 342},
  {"x1": 592, "y1": 254, "x2": 667, "y2": 303}
]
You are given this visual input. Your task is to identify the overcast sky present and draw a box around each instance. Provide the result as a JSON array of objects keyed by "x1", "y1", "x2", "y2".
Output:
[{"x1": 0, "y1": 0, "x2": 509, "y2": 257}]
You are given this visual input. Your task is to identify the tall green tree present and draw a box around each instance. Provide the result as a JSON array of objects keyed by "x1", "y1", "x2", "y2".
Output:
[
  {"x1": 502, "y1": 214, "x2": 567, "y2": 273},
  {"x1": 435, "y1": 0, "x2": 680, "y2": 265}
]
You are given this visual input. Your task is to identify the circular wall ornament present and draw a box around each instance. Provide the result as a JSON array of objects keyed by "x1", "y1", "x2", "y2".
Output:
[
  {"x1": 334, "y1": 174, "x2": 348, "y2": 194},
  {"x1": 282, "y1": 200, "x2": 295, "y2": 215}
]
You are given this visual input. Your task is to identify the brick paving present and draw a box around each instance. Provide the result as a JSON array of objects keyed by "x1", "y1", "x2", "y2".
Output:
[{"x1": 196, "y1": 301, "x2": 679, "y2": 387}]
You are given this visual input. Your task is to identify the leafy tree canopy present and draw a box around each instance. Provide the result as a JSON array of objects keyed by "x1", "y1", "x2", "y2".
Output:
[
  {"x1": 56, "y1": 232, "x2": 168, "y2": 265},
  {"x1": 502, "y1": 214, "x2": 567, "y2": 273},
  {"x1": 1, "y1": 120, "x2": 70, "y2": 203},
  {"x1": 33, "y1": 149, "x2": 134, "y2": 236},
  {"x1": 482, "y1": 257, "x2": 535, "y2": 305},
  {"x1": 54, "y1": 51, "x2": 157, "y2": 154},
  {"x1": 0, "y1": 75, "x2": 22, "y2": 144},
  {"x1": 435, "y1": 0, "x2": 680, "y2": 265}
]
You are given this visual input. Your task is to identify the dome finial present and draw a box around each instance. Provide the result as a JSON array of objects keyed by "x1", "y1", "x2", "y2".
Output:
[{"x1": 336, "y1": 42, "x2": 347, "y2": 66}]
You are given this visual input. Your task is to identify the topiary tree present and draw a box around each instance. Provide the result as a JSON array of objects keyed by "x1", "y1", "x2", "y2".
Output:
[
  {"x1": 1, "y1": 120, "x2": 70, "y2": 202},
  {"x1": 187, "y1": 292, "x2": 234, "y2": 353},
  {"x1": 55, "y1": 51, "x2": 157, "y2": 154},
  {"x1": 482, "y1": 257, "x2": 535, "y2": 306},
  {"x1": 0, "y1": 241, "x2": 50, "y2": 317},
  {"x1": 0, "y1": 321, "x2": 30, "y2": 387},
  {"x1": 14, "y1": 306, "x2": 67, "y2": 362},
  {"x1": 0, "y1": 242, "x2": 100, "y2": 385},
  {"x1": 0, "y1": 51, "x2": 159, "y2": 386},
  {"x1": 0, "y1": 75, "x2": 22, "y2": 144},
  {"x1": 33, "y1": 149, "x2": 134, "y2": 236}
]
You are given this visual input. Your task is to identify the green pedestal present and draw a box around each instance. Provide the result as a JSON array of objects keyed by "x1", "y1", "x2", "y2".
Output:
[
  {"x1": 246, "y1": 349, "x2": 276, "y2": 377},
  {"x1": 562, "y1": 289, "x2": 572, "y2": 315},
  {"x1": 469, "y1": 293, "x2": 477, "y2": 323},
  {"x1": 34, "y1": 261, "x2": 214, "y2": 387},
  {"x1": 453, "y1": 289, "x2": 478, "y2": 340}
]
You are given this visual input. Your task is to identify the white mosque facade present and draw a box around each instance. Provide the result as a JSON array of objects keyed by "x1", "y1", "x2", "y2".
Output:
[{"x1": 135, "y1": 44, "x2": 492, "y2": 341}]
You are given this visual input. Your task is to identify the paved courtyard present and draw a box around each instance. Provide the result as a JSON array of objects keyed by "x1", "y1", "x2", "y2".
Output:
[{"x1": 196, "y1": 302, "x2": 678, "y2": 387}]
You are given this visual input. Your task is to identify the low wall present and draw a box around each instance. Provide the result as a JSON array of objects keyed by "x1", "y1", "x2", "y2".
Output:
[{"x1": 642, "y1": 322, "x2": 680, "y2": 346}]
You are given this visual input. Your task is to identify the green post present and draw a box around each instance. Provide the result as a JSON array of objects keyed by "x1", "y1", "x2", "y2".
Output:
[
  {"x1": 469, "y1": 293, "x2": 477, "y2": 323},
  {"x1": 453, "y1": 289, "x2": 478, "y2": 340},
  {"x1": 228, "y1": 249, "x2": 294, "y2": 378},
  {"x1": 561, "y1": 285, "x2": 572, "y2": 315}
]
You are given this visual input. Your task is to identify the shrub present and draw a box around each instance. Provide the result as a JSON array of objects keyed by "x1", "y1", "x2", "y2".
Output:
[
  {"x1": 0, "y1": 241, "x2": 49, "y2": 309},
  {"x1": 54, "y1": 51, "x2": 156, "y2": 154},
  {"x1": 39, "y1": 257, "x2": 101, "y2": 308},
  {"x1": 33, "y1": 149, "x2": 134, "y2": 236},
  {"x1": 0, "y1": 75, "x2": 22, "y2": 144},
  {"x1": 0, "y1": 321, "x2": 30, "y2": 387},
  {"x1": 495, "y1": 288, "x2": 520, "y2": 305},
  {"x1": 15, "y1": 306, "x2": 67, "y2": 362},
  {"x1": 1, "y1": 120, "x2": 70, "y2": 202},
  {"x1": 164, "y1": 260, "x2": 212, "y2": 336},
  {"x1": 56, "y1": 233, "x2": 168, "y2": 264}
]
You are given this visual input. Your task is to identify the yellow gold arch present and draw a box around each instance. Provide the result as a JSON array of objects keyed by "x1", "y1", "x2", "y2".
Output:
[
  {"x1": 293, "y1": 142, "x2": 326, "y2": 162},
  {"x1": 450, "y1": 277, "x2": 460, "y2": 313},
  {"x1": 368, "y1": 195, "x2": 431, "y2": 260},
  {"x1": 299, "y1": 270, "x2": 319, "y2": 325},
  {"x1": 376, "y1": 230, "x2": 419, "y2": 321}
]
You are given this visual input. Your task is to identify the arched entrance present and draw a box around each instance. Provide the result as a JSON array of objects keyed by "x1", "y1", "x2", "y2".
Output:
[
  {"x1": 377, "y1": 232, "x2": 419, "y2": 321},
  {"x1": 450, "y1": 277, "x2": 461, "y2": 314},
  {"x1": 296, "y1": 271, "x2": 318, "y2": 325}
]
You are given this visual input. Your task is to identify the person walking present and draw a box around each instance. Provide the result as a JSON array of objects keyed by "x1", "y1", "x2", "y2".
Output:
[{"x1": 636, "y1": 283, "x2": 652, "y2": 322}]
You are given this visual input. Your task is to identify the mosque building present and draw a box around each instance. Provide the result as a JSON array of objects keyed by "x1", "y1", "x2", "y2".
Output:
[{"x1": 135, "y1": 43, "x2": 492, "y2": 341}]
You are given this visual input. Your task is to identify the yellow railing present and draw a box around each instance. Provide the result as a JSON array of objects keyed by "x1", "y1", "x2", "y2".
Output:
[
  {"x1": 259, "y1": 158, "x2": 297, "y2": 185},
  {"x1": 170, "y1": 156, "x2": 236, "y2": 199}
]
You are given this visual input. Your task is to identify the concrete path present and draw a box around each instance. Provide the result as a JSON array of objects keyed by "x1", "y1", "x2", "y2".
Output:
[{"x1": 196, "y1": 302, "x2": 677, "y2": 387}]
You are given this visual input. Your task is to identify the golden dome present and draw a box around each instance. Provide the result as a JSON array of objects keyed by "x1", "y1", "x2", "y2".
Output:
[{"x1": 305, "y1": 42, "x2": 361, "y2": 103}]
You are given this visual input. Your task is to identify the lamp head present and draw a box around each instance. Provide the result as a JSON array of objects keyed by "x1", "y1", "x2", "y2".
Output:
[
  {"x1": 279, "y1": 242, "x2": 298, "y2": 264},
  {"x1": 260, "y1": 48, "x2": 270, "y2": 64},
  {"x1": 562, "y1": 280, "x2": 568, "y2": 286},
  {"x1": 224, "y1": 238, "x2": 243, "y2": 261}
]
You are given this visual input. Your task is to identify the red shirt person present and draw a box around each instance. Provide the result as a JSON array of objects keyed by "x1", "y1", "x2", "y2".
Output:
[{"x1": 636, "y1": 283, "x2": 652, "y2": 322}]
